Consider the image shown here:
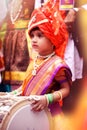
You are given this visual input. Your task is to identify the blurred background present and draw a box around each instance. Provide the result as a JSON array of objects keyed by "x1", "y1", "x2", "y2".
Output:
[{"x1": 0, "y1": 0, "x2": 87, "y2": 130}]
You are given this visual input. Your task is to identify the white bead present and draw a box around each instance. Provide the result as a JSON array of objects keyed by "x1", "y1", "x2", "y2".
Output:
[{"x1": 32, "y1": 70, "x2": 37, "y2": 76}]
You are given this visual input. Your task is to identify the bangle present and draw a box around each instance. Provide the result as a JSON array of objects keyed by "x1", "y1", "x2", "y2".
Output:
[
  {"x1": 58, "y1": 91, "x2": 63, "y2": 106},
  {"x1": 13, "y1": 90, "x2": 18, "y2": 95},
  {"x1": 54, "y1": 91, "x2": 62, "y2": 101},
  {"x1": 57, "y1": 91, "x2": 62, "y2": 101},
  {"x1": 46, "y1": 94, "x2": 53, "y2": 104},
  {"x1": 54, "y1": 91, "x2": 63, "y2": 106},
  {"x1": 45, "y1": 94, "x2": 49, "y2": 106}
]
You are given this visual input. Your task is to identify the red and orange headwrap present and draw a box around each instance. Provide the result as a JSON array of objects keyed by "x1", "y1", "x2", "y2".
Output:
[{"x1": 28, "y1": 0, "x2": 68, "y2": 58}]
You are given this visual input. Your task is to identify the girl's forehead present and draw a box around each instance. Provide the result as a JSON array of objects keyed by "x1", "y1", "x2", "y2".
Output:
[
  {"x1": 30, "y1": 28, "x2": 43, "y2": 34},
  {"x1": 30, "y1": 27, "x2": 41, "y2": 34},
  {"x1": 31, "y1": 27, "x2": 40, "y2": 32}
]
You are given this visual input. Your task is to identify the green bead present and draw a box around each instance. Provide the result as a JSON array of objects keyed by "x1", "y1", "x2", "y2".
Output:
[{"x1": 13, "y1": 90, "x2": 17, "y2": 95}]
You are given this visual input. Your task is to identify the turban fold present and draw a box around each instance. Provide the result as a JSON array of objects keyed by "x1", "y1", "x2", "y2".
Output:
[{"x1": 28, "y1": 0, "x2": 68, "y2": 58}]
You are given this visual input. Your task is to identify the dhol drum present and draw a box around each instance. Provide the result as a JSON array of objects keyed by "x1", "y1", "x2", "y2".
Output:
[{"x1": 0, "y1": 93, "x2": 53, "y2": 130}]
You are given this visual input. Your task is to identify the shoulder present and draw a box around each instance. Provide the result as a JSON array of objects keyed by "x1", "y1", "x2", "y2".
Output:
[
  {"x1": 54, "y1": 55, "x2": 72, "y2": 78},
  {"x1": 55, "y1": 56, "x2": 71, "y2": 69}
]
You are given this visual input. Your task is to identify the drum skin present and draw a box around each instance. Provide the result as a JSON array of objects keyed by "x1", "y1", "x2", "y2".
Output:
[{"x1": 0, "y1": 95, "x2": 53, "y2": 130}]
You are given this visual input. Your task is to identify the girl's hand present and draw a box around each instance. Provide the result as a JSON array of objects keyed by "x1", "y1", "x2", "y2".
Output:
[{"x1": 29, "y1": 95, "x2": 47, "y2": 111}]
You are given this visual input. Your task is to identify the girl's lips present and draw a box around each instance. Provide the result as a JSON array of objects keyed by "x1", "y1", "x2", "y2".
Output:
[
  {"x1": 32, "y1": 44, "x2": 38, "y2": 49},
  {"x1": 32, "y1": 44, "x2": 38, "y2": 47}
]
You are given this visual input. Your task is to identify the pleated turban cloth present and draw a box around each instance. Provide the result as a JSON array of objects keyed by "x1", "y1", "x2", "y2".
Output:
[{"x1": 28, "y1": 0, "x2": 68, "y2": 58}]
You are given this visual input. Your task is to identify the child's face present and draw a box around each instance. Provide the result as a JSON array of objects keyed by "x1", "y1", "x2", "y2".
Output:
[{"x1": 30, "y1": 29, "x2": 54, "y2": 56}]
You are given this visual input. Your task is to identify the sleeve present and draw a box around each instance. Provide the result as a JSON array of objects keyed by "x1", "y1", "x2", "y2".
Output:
[{"x1": 54, "y1": 67, "x2": 72, "y2": 86}]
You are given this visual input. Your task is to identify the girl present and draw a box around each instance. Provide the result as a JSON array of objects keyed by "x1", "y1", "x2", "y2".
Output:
[{"x1": 10, "y1": 0, "x2": 72, "y2": 129}]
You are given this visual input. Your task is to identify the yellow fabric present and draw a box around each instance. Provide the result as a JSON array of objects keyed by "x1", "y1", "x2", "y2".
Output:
[
  {"x1": 4, "y1": 71, "x2": 26, "y2": 81},
  {"x1": 14, "y1": 19, "x2": 29, "y2": 29}
]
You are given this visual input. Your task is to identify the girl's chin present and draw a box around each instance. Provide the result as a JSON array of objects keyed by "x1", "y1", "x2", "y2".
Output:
[
  {"x1": 32, "y1": 48, "x2": 38, "y2": 51},
  {"x1": 32, "y1": 49, "x2": 39, "y2": 54}
]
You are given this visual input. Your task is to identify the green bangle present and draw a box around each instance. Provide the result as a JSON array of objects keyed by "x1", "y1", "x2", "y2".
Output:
[
  {"x1": 13, "y1": 90, "x2": 17, "y2": 95},
  {"x1": 47, "y1": 94, "x2": 53, "y2": 104}
]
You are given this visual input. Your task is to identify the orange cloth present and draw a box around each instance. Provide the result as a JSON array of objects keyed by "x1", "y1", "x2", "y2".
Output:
[{"x1": 28, "y1": 0, "x2": 68, "y2": 58}]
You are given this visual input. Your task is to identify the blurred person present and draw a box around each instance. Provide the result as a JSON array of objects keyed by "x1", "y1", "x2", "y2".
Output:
[
  {"x1": 64, "y1": 1, "x2": 87, "y2": 80},
  {"x1": 0, "y1": 0, "x2": 35, "y2": 91},
  {"x1": 62, "y1": 1, "x2": 87, "y2": 113}
]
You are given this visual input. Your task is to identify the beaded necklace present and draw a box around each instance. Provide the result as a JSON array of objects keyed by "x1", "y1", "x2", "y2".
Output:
[{"x1": 32, "y1": 52, "x2": 55, "y2": 76}]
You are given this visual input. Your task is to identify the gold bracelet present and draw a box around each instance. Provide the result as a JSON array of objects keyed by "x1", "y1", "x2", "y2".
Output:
[
  {"x1": 53, "y1": 91, "x2": 63, "y2": 106},
  {"x1": 54, "y1": 91, "x2": 62, "y2": 101},
  {"x1": 45, "y1": 94, "x2": 49, "y2": 106},
  {"x1": 57, "y1": 91, "x2": 62, "y2": 101}
]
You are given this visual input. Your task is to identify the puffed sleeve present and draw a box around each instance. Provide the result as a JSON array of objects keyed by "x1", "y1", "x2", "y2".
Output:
[{"x1": 54, "y1": 67, "x2": 72, "y2": 87}]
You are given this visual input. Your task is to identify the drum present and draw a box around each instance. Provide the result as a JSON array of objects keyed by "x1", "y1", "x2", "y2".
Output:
[{"x1": 0, "y1": 93, "x2": 53, "y2": 130}]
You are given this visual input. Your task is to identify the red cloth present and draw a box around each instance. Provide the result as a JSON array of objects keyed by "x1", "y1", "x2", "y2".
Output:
[
  {"x1": 28, "y1": 0, "x2": 68, "y2": 58},
  {"x1": 0, "y1": 39, "x2": 5, "y2": 71}
]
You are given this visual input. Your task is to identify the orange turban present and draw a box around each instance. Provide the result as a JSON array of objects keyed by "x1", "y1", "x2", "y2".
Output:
[{"x1": 28, "y1": 0, "x2": 68, "y2": 58}]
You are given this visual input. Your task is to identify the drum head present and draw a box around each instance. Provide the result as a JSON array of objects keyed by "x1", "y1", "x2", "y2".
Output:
[{"x1": 1, "y1": 99, "x2": 53, "y2": 130}]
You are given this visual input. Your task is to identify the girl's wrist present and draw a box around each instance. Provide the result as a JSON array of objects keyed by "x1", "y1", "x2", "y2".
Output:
[
  {"x1": 53, "y1": 91, "x2": 62, "y2": 101},
  {"x1": 45, "y1": 94, "x2": 53, "y2": 106},
  {"x1": 53, "y1": 91, "x2": 63, "y2": 106},
  {"x1": 45, "y1": 91, "x2": 63, "y2": 106}
]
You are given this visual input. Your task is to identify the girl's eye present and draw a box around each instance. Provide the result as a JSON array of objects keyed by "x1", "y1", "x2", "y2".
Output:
[
  {"x1": 37, "y1": 33, "x2": 44, "y2": 38},
  {"x1": 29, "y1": 31, "x2": 44, "y2": 38},
  {"x1": 38, "y1": 34, "x2": 42, "y2": 38},
  {"x1": 29, "y1": 33, "x2": 34, "y2": 38}
]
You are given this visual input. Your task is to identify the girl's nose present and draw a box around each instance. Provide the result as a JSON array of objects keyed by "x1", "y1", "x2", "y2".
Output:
[{"x1": 31, "y1": 36, "x2": 37, "y2": 42}]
